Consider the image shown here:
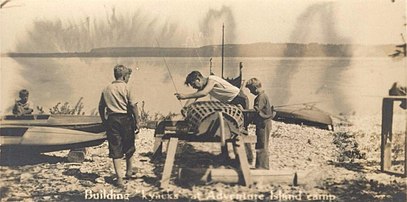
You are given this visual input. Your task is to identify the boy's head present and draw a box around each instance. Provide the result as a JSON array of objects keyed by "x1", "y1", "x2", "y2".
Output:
[
  {"x1": 19, "y1": 89, "x2": 29, "y2": 102},
  {"x1": 185, "y1": 71, "x2": 205, "y2": 90},
  {"x1": 114, "y1": 64, "x2": 132, "y2": 82},
  {"x1": 245, "y1": 78, "x2": 262, "y2": 95}
]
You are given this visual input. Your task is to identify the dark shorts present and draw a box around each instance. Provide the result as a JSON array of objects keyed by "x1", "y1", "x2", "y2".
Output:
[
  {"x1": 106, "y1": 114, "x2": 135, "y2": 159},
  {"x1": 230, "y1": 90, "x2": 249, "y2": 109}
]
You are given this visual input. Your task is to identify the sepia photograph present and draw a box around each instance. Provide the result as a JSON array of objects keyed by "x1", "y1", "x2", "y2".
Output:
[{"x1": 0, "y1": 0, "x2": 406, "y2": 201}]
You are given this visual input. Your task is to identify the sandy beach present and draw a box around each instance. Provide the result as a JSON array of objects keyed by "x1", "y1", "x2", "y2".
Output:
[
  {"x1": 0, "y1": 113, "x2": 405, "y2": 201},
  {"x1": 1, "y1": 0, "x2": 406, "y2": 201}
]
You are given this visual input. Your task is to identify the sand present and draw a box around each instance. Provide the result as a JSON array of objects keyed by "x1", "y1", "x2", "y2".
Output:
[{"x1": 0, "y1": 114, "x2": 406, "y2": 201}]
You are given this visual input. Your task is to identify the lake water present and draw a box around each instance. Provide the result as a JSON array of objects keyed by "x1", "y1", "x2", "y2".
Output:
[{"x1": 1, "y1": 56, "x2": 406, "y2": 116}]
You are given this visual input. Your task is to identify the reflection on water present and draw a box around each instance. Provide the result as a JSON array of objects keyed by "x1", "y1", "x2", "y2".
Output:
[{"x1": 1, "y1": 57, "x2": 405, "y2": 115}]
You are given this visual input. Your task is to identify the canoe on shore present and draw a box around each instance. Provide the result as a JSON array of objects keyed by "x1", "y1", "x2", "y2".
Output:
[
  {"x1": 0, "y1": 114, "x2": 104, "y2": 133},
  {"x1": 0, "y1": 114, "x2": 106, "y2": 153},
  {"x1": 273, "y1": 106, "x2": 334, "y2": 130},
  {"x1": 0, "y1": 125, "x2": 106, "y2": 153}
]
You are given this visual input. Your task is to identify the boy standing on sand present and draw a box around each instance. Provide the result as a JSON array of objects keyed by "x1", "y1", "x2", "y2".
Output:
[
  {"x1": 99, "y1": 65, "x2": 139, "y2": 188},
  {"x1": 13, "y1": 89, "x2": 34, "y2": 116},
  {"x1": 245, "y1": 78, "x2": 274, "y2": 169}
]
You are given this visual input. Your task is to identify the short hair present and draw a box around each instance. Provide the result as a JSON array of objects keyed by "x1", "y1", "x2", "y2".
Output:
[
  {"x1": 245, "y1": 78, "x2": 262, "y2": 88},
  {"x1": 114, "y1": 64, "x2": 132, "y2": 79},
  {"x1": 185, "y1": 71, "x2": 203, "y2": 86},
  {"x1": 19, "y1": 89, "x2": 29, "y2": 97}
]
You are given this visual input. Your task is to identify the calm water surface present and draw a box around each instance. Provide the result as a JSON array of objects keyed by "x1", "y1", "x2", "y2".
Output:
[{"x1": 1, "y1": 57, "x2": 405, "y2": 116}]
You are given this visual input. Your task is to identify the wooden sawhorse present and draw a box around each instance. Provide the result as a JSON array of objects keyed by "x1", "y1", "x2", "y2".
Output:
[{"x1": 152, "y1": 113, "x2": 256, "y2": 188}]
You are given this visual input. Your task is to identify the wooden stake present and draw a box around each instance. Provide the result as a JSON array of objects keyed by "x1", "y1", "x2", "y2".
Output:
[
  {"x1": 235, "y1": 141, "x2": 252, "y2": 186},
  {"x1": 160, "y1": 137, "x2": 178, "y2": 188}
]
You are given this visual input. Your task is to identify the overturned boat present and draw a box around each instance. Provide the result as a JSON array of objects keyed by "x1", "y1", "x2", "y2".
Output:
[
  {"x1": 273, "y1": 105, "x2": 334, "y2": 130},
  {"x1": 0, "y1": 125, "x2": 106, "y2": 153},
  {"x1": 220, "y1": 63, "x2": 334, "y2": 130},
  {"x1": 0, "y1": 114, "x2": 106, "y2": 153},
  {"x1": 0, "y1": 114, "x2": 104, "y2": 133}
]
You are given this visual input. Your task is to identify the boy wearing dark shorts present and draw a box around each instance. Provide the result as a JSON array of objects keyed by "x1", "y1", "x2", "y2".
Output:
[
  {"x1": 245, "y1": 78, "x2": 274, "y2": 169},
  {"x1": 99, "y1": 65, "x2": 139, "y2": 187}
]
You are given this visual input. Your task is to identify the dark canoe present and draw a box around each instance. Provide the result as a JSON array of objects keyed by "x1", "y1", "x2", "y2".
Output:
[
  {"x1": 0, "y1": 125, "x2": 106, "y2": 153},
  {"x1": 0, "y1": 114, "x2": 104, "y2": 133},
  {"x1": 273, "y1": 106, "x2": 334, "y2": 130}
]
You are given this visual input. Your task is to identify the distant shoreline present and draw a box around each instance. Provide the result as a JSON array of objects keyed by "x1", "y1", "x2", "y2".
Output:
[{"x1": 3, "y1": 43, "x2": 398, "y2": 58}]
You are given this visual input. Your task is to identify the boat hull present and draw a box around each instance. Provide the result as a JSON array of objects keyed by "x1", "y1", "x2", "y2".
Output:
[
  {"x1": 273, "y1": 106, "x2": 333, "y2": 130},
  {"x1": 0, "y1": 125, "x2": 106, "y2": 153},
  {"x1": 0, "y1": 114, "x2": 104, "y2": 133}
]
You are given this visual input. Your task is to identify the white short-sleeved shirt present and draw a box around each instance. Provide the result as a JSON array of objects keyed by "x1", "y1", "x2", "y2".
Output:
[
  {"x1": 207, "y1": 75, "x2": 240, "y2": 103},
  {"x1": 101, "y1": 80, "x2": 137, "y2": 115}
]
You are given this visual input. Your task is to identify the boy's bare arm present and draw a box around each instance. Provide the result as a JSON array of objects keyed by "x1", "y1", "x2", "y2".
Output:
[
  {"x1": 175, "y1": 79, "x2": 216, "y2": 99},
  {"x1": 184, "y1": 98, "x2": 198, "y2": 107},
  {"x1": 129, "y1": 103, "x2": 140, "y2": 131},
  {"x1": 175, "y1": 91, "x2": 206, "y2": 99}
]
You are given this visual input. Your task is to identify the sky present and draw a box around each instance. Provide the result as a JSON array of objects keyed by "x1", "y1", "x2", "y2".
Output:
[
  {"x1": 0, "y1": 0, "x2": 406, "y2": 53},
  {"x1": 0, "y1": 0, "x2": 406, "y2": 116}
]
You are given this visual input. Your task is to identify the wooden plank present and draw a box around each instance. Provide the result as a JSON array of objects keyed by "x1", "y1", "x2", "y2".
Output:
[
  {"x1": 212, "y1": 169, "x2": 299, "y2": 185},
  {"x1": 178, "y1": 168, "x2": 302, "y2": 185},
  {"x1": 159, "y1": 133, "x2": 257, "y2": 143},
  {"x1": 383, "y1": 143, "x2": 392, "y2": 171},
  {"x1": 178, "y1": 167, "x2": 211, "y2": 185},
  {"x1": 219, "y1": 112, "x2": 226, "y2": 147},
  {"x1": 382, "y1": 96, "x2": 407, "y2": 100},
  {"x1": 218, "y1": 112, "x2": 229, "y2": 159},
  {"x1": 227, "y1": 142, "x2": 236, "y2": 160},
  {"x1": 235, "y1": 142, "x2": 252, "y2": 186},
  {"x1": 160, "y1": 137, "x2": 178, "y2": 188}
]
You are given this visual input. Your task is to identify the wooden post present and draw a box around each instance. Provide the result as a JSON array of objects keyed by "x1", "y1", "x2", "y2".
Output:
[
  {"x1": 221, "y1": 24, "x2": 224, "y2": 79},
  {"x1": 405, "y1": 120, "x2": 407, "y2": 177},
  {"x1": 218, "y1": 112, "x2": 228, "y2": 158},
  {"x1": 380, "y1": 96, "x2": 407, "y2": 176},
  {"x1": 381, "y1": 98, "x2": 394, "y2": 171},
  {"x1": 160, "y1": 137, "x2": 178, "y2": 188},
  {"x1": 234, "y1": 140, "x2": 252, "y2": 186}
]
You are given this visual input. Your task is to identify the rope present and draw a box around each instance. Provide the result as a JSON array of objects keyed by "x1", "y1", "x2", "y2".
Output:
[{"x1": 155, "y1": 39, "x2": 183, "y2": 108}]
